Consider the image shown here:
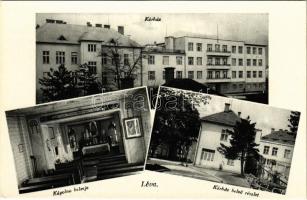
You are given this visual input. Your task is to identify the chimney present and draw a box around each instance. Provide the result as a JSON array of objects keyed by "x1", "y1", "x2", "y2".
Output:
[
  {"x1": 164, "y1": 67, "x2": 175, "y2": 83},
  {"x1": 86, "y1": 22, "x2": 92, "y2": 27},
  {"x1": 271, "y1": 128, "x2": 275, "y2": 132},
  {"x1": 165, "y1": 36, "x2": 174, "y2": 50},
  {"x1": 95, "y1": 23, "x2": 102, "y2": 28},
  {"x1": 224, "y1": 103, "x2": 230, "y2": 112},
  {"x1": 104, "y1": 24, "x2": 110, "y2": 29},
  {"x1": 238, "y1": 112, "x2": 241, "y2": 117},
  {"x1": 118, "y1": 26, "x2": 124, "y2": 35}
]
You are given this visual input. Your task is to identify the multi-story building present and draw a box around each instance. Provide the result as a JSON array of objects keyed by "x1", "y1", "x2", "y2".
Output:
[
  {"x1": 36, "y1": 20, "x2": 143, "y2": 102},
  {"x1": 143, "y1": 36, "x2": 267, "y2": 96},
  {"x1": 259, "y1": 129, "x2": 295, "y2": 182},
  {"x1": 143, "y1": 44, "x2": 185, "y2": 87}
]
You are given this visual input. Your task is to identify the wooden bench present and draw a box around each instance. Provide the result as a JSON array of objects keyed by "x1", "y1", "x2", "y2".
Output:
[{"x1": 19, "y1": 173, "x2": 74, "y2": 194}]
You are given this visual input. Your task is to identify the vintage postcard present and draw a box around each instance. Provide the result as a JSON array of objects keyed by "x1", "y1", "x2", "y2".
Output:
[
  {"x1": 36, "y1": 13, "x2": 268, "y2": 105},
  {"x1": 147, "y1": 86, "x2": 301, "y2": 195},
  {"x1": 5, "y1": 87, "x2": 151, "y2": 194}
]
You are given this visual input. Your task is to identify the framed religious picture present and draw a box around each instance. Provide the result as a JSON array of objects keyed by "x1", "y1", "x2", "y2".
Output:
[{"x1": 124, "y1": 117, "x2": 142, "y2": 139}]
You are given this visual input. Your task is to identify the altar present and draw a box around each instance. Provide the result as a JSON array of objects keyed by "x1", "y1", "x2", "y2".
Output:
[{"x1": 82, "y1": 143, "x2": 110, "y2": 155}]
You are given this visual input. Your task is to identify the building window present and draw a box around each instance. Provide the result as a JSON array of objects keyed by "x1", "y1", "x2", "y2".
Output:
[
  {"x1": 253, "y1": 59, "x2": 257, "y2": 66},
  {"x1": 263, "y1": 146, "x2": 270, "y2": 155},
  {"x1": 272, "y1": 147, "x2": 278, "y2": 156},
  {"x1": 188, "y1": 57, "x2": 194, "y2": 65},
  {"x1": 259, "y1": 83, "x2": 263, "y2": 88},
  {"x1": 102, "y1": 53, "x2": 108, "y2": 65},
  {"x1": 258, "y1": 59, "x2": 263, "y2": 66},
  {"x1": 258, "y1": 48, "x2": 263, "y2": 55},
  {"x1": 208, "y1": 71, "x2": 213, "y2": 79},
  {"x1": 188, "y1": 42, "x2": 194, "y2": 51},
  {"x1": 207, "y1": 57, "x2": 213, "y2": 65},
  {"x1": 215, "y1": 44, "x2": 220, "y2": 52},
  {"x1": 238, "y1": 59, "x2": 243, "y2": 66},
  {"x1": 124, "y1": 54, "x2": 129, "y2": 65},
  {"x1": 162, "y1": 71, "x2": 165, "y2": 80},
  {"x1": 197, "y1": 71, "x2": 202, "y2": 79},
  {"x1": 56, "y1": 51, "x2": 65, "y2": 64},
  {"x1": 215, "y1": 58, "x2": 220, "y2": 65},
  {"x1": 246, "y1": 47, "x2": 251, "y2": 54},
  {"x1": 246, "y1": 83, "x2": 251, "y2": 89},
  {"x1": 162, "y1": 56, "x2": 169, "y2": 65},
  {"x1": 197, "y1": 57, "x2": 202, "y2": 65},
  {"x1": 71, "y1": 52, "x2": 78, "y2": 65},
  {"x1": 222, "y1": 45, "x2": 228, "y2": 52},
  {"x1": 222, "y1": 58, "x2": 227, "y2": 65},
  {"x1": 239, "y1": 71, "x2": 243, "y2": 78},
  {"x1": 43, "y1": 51, "x2": 50, "y2": 64},
  {"x1": 148, "y1": 55, "x2": 155, "y2": 65},
  {"x1": 201, "y1": 149, "x2": 215, "y2": 162},
  {"x1": 232, "y1": 58, "x2": 236, "y2": 66},
  {"x1": 188, "y1": 71, "x2": 194, "y2": 79},
  {"x1": 88, "y1": 44, "x2": 96, "y2": 52},
  {"x1": 239, "y1": 84, "x2": 243, "y2": 89},
  {"x1": 232, "y1": 46, "x2": 236, "y2": 53},
  {"x1": 247, "y1": 59, "x2": 251, "y2": 66},
  {"x1": 223, "y1": 70, "x2": 228, "y2": 78},
  {"x1": 112, "y1": 53, "x2": 120, "y2": 65},
  {"x1": 88, "y1": 61, "x2": 97, "y2": 74},
  {"x1": 284, "y1": 149, "x2": 291, "y2": 159},
  {"x1": 227, "y1": 159, "x2": 235, "y2": 166},
  {"x1": 253, "y1": 47, "x2": 257, "y2": 54},
  {"x1": 215, "y1": 71, "x2": 220, "y2": 79},
  {"x1": 259, "y1": 71, "x2": 263, "y2": 78},
  {"x1": 197, "y1": 43, "x2": 202, "y2": 51},
  {"x1": 247, "y1": 71, "x2": 251, "y2": 78},
  {"x1": 148, "y1": 71, "x2": 155, "y2": 80},
  {"x1": 238, "y1": 46, "x2": 243, "y2": 54},
  {"x1": 176, "y1": 71, "x2": 183, "y2": 79},
  {"x1": 176, "y1": 56, "x2": 183, "y2": 65},
  {"x1": 220, "y1": 129, "x2": 228, "y2": 141},
  {"x1": 207, "y1": 44, "x2": 212, "y2": 51},
  {"x1": 253, "y1": 71, "x2": 257, "y2": 78},
  {"x1": 232, "y1": 71, "x2": 237, "y2": 78}
]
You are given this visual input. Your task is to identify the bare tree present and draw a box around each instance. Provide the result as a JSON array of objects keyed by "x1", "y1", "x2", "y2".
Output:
[{"x1": 99, "y1": 38, "x2": 143, "y2": 90}]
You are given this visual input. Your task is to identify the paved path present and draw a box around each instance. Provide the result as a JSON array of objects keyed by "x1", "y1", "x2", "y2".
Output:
[{"x1": 148, "y1": 158, "x2": 250, "y2": 188}]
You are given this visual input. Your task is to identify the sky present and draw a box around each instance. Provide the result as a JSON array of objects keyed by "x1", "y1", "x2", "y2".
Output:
[
  {"x1": 36, "y1": 13, "x2": 268, "y2": 45},
  {"x1": 195, "y1": 93, "x2": 294, "y2": 136}
]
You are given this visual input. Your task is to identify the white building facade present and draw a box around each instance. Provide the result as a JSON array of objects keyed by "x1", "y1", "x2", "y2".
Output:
[
  {"x1": 144, "y1": 36, "x2": 267, "y2": 95},
  {"x1": 259, "y1": 129, "x2": 295, "y2": 182},
  {"x1": 36, "y1": 21, "x2": 143, "y2": 102},
  {"x1": 193, "y1": 103, "x2": 262, "y2": 173}
]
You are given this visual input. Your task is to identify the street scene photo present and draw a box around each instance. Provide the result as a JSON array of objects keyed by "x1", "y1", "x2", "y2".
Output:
[
  {"x1": 146, "y1": 86, "x2": 300, "y2": 195},
  {"x1": 5, "y1": 87, "x2": 152, "y2": 194},
  {"x1": 36, "y1": 13, "x2": 268, "y2": 104}
]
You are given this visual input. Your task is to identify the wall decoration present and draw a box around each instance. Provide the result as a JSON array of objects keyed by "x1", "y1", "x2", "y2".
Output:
[
  {"x1": 124, "y1": 117, "x2": 142, "y2": 139},
  {"x1": 18, "y1": 144, "x2": 24, "y2": 153}
]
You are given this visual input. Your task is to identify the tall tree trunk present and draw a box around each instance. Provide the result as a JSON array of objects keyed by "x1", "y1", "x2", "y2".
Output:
[
  {"x1": 168, "y1": 142, "x2": 178, "y2": 160},
  {"x1": 240, "y1": 151, "x2": 245, "y2": 176}
]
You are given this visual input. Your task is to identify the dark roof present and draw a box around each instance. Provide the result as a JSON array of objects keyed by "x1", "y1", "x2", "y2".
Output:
[
  {"x1": 261, "y1": 130, "x2": 295, "y2": 145},
  {"x1": 162, "y1": 79, "x2": 224, "y2": 96},
  {"x1": 201, "y1": 110, "x2": 241, "y2": 127},
  {"x1": 36, "y1": 23, "x2": 141, "y2": 47}
]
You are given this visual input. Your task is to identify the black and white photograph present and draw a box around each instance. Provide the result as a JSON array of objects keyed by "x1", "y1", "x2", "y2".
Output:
[
  {"x1": 146, "y1": 86, "x2": 300, "y2": 195},
  {"x1": 5, "y1": 87, "x2": 152, "y2": 194},
  {"x1": 36, "y1": 13, "x2": 268, "y2": 105}
]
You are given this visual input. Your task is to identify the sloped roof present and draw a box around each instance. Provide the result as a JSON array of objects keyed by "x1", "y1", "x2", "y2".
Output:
[
  {"x1": 261, "y1": 130, "x2": 295, "y2": 145},
  {"x1": 201, "y1": 110, "x2": 241, "y2": 127},
  {"x1": 36, "y1": 23, "x2": 141, "y2": 47},
  {"x1": 162, "y1": 79, "x2": 224, "y2": 96}
]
